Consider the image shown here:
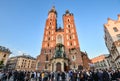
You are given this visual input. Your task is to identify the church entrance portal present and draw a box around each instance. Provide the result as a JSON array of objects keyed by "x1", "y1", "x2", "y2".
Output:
[{"x1": 56, "y1": 62, "x2": 61, "y2": 71}]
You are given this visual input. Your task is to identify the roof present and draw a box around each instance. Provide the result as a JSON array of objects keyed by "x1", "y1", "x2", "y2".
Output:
[
  {"x1": 0, "y1": 46, "x2": 11, "y2": 54},
  {"x1": 10, "y1": 54, "x2": 36, "y2": 60}
]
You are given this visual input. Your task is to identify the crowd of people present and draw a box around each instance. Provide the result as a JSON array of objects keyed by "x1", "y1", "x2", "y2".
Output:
[{"x1": 0, "y1": 69, "x2": 120, "y2": 81}]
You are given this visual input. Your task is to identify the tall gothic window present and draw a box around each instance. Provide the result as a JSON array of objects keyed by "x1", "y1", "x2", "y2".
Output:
[
  {"x1": 69, "y1": 36, "x2": 72, "y2": 39},
  {"x1": 50, "y1": 22, "x2": 52, "y2": 25},
  {"x1": 48, "y1": 37, "x2": 50, "y2": 41},
  {"x1": 46, "y1": 55, "x2": 48, "y2": 61},
  {"x1": 48, "y1": 43, "x2": 49, "y2": 47},
  {"x1": 68, "y1": 18, "x2": 70, "y2": 22},
  {"x1": 70, "y1": 42, "x2": 72, "y2": 46},
  {"x1": 68, "y1": 25, "x2": 70, "y2": 28},
  {"x1": 57, "y1": 34, "x2": 63, "y2": 44},
  {"x1": 45, "y1": 64, "x2": 47, "y2": 69},
  {"x1": 49, "y1": 31, "x2": 50, "y2": 35},
  {"x1": 50, "y1": 49, "x2": 51, "y2": 53}
]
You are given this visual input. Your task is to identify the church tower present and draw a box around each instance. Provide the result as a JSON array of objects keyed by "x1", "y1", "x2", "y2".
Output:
[
  {"x1": 63, "y1": 10, "x2": 83, "y2": 69},
  {"x1": 36, "y1": 7, "x2": 83, "y2": 71}
]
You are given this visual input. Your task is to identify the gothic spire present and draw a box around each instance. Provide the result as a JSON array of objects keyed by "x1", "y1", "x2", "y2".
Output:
[{"x1": 48, "y1": 6, "x2": 57, "y2": 15}]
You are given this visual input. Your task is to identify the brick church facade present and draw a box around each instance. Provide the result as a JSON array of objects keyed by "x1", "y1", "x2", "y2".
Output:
[{"x1": 36, "y1": 7, "x2": 90, "y2": 71}]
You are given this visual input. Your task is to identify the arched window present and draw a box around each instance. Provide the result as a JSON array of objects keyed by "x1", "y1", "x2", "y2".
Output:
[
  {"x1": 50, "y1": 19, "x2": 52, "y2": 21},
  {"x1": 48, "y1": 43, "x2": 49, "y2": 47},
  {"x1": 72, "y1": 55, "x2": 76, "y2": 61},
  {"x1": 49, "y1": 31, "x2": 50, "y2": 34},
  {"x1": 48, "y1": 37, "x2": 50, "y2": 41},
  {"x1": 68, "y1": 18, "x2": 70, "y2": 22},
  {"x1": 46, "y1": 55, "x2": 48, "y2": 61},
  {"x1": 45, "y1": 64, "x2": 47, "y2": 69},
  {"x1": 50, "y1": 49, "x2": 51, "y2": 53},
  {"x1": 68, "y1": 25, "x2": 70, "y2": 28},
  {"x1": 57, "y1": 34, "x2": 63, "y2": 44},
  {"x1": 50, "y1": 22, "x2": 52, "y2": 25},
  {"x1": 70, "y1": 42, "x2": 72, "y2": 46},
  {"x1": 69, "y1": 36, "x2": 72, "y2": 39}
]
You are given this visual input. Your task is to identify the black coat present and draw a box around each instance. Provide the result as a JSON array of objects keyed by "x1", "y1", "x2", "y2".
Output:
[{"x1": 103, "y1": 71, "x2": 110, "y2": 81}]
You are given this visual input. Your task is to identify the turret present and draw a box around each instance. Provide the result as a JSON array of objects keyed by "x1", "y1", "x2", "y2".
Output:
[{"x1": 48, "y1": 6, "x2": 57, "y2": 19}]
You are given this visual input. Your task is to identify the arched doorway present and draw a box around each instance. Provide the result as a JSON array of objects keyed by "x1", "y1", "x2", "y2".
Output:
[
  {"x1": 64, "y1": 63, "x2": 67, "y2": 72},
  {"x1": 56, "y1": 62, "x2": 61, "y2": 71}
]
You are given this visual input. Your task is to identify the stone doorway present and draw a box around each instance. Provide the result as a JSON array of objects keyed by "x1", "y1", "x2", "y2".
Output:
[
  {"x1": 56, "y1": 62, "x2": 61, "y2": 71},
  {"x1": 64, "y1": 63, "x2": 67, "y2": 71}
]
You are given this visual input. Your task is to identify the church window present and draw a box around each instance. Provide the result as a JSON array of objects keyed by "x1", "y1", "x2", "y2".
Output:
[
  {"x1": 50, "y1": 22, "x2": 52, "y2": 25},
  {"x1": 45, "y1": 64, "x2": 47, "y2": 69},
  {"x1": 69, "y1": 36, "x2": 72, "y2": 39},
  {"x1": 48, "y1": 43, "x2": 49, "y2": 47},
  {"x1": 49, "y1": 31, "x2": 50, "y2": 35},
  {"x1": 46, "y1": 55, "x2": 48, "y2": 61},
  {"x1": 72, "y1": 55, "x2": 76, "y2": 61},
  {"x1": 50, "y1": 49, "x2": 51, "y2": 53},
  {"x1": 68, "y1": 25, "x2": 70, "y2": 28},
  {"x1": 68, "y1": 18, "x2": 70, "y2": 22},
  {"x1": 70, "y1": 42, "x2": 72, "y2": 46},
  {"x1": 48, "y1": 37, "x2": 50, "y2": 41},
  {"x1": 57, "y1": 34, "x2": 63, "y2": 44},
  {"x1": 113, "y1": 27, "x2": 118, "y2": 32},
  {"x1": 50, "y1": 19, "x2": 52, "y2": 21}
]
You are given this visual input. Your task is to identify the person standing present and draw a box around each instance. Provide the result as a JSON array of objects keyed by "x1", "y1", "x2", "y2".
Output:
[
  {"x1": 61, "y1": 72, "x2": 65, "y2": 81},
  {"x1": 31, "y1": 72, "x2": 35, "y2": 81},
  {"x1": 103, "y1": 70, "x2": 110, "y2": 81},
  {"x1": 13, "y1": 70, "x2": 18, "y2": 81}
]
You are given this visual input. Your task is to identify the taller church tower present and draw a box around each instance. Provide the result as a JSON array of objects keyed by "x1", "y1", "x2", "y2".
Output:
[{"x1": 36, "y1": 7, "x2": 83, "y2": 71}]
